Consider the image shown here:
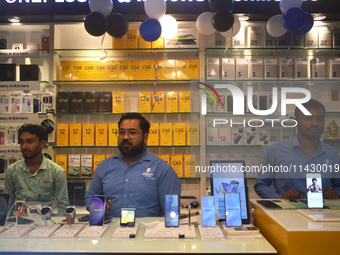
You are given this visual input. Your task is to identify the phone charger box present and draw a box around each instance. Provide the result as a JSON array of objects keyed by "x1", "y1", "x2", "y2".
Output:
[
  {"x1": 108, "y1": 123, "x2": 118, "y2": 146},
  {"x1": 330, "y1": 58, "x2": 340, "y2": 79},
  {"x1": 0, "y1": 95, "x2": 9, "y2": 113},
  {"x1": 21, "y1": 95, "x2": 32, "y2": 113},
  {"x1": 163, "y1": 59, "x2": 176, "y2": 80},
  {"x1": 173, "y1": 123, "x2": 186, "y2": 146},
  {"x1": 20, "y1": 65, "x2": 39, "y2": 81},
  {"x1": 265, "y1": 58, "x2": 278, "y2": 79},
  {"x1": 206, "y1": 122, "x2": 219, "y2": 146},
  {"x1": 248, "y1": 26, "x2": 263, "y2": 48},
  {"x1": 82, "y1": 123, "x2": 95, "y2": 146},
  {"x1": 222, "y1": 58, "x2": 235, "y2": 80},
  {"x1": 95, "y1": 123, "x2": 108, "y2": 146},
  {"x1": 158, "y1": 154, "x2": 170, "y2": 164},
  {"x1": 106, "y1": 60, "x2": 119, "y2": 80},
  {"x1": 311, "y1": 58, "x2": 325, "y2": 79},
  {"x1": 305, "y1": 27, "x2": 319, "y2": 48},
  {"x1": 68, "y1": 154, "x2": 80, "y2": 177},
  {"x1": 10, "y1": 95, "x2": 21, "y2": 113},
  {"x1": 54, "y1": 154, "x2": 68, "y2": 173},
  {"x1": 184, "y1": 154, "x2": 196, "y2": 178},
  {"x1": 56, "y1": 124, "x2": 69, "y2": 146},
  {"x1": 236, "y1": 58, "x2": 249, "y2": 79},
  {"x1": 69, "y1": 123, "x2": 82, "y2": 146},
  {"x1": 250, "y1": 58, "x2": 264, "y2": 79},
  {"x1": 188, "y1": 59, "x2": 199, "y2": 79},
  {"x1": 112, "y1": 92, "x2": 124, "y2": 113},
  {"x1": 81, "y1": 154, "x2": 93, "y2": 177},
  {"x1": 148, "y1": 123, "x2": 159, "y2": 146},
  {"x1": 179, "y1": 91, "x2": 191, "y2": 112},
  {"x1": 56, "y1": 92, "x2": 71, "y2": 113},
  {"x1": 295, "y1": 58, "x2": 308, "y2": 79},
  {"x1": 166, "y1": 91, "x2": 179, "y2": 113},
  {"x1": 206, "y1": 58, "x2": 220, "y2": 80},
  {"x1": 98, "y1": 91, "x2": 112, "y2": 113},
  {"x1": 171, "y1": 154, "x2": 183, "y2": 178},
  {"x1": 176, "y1": 59, "x2": 188, "y2": 80},
  {"x1": 0, "y1": 64, "x2": 16, "y2": 81},
  {"x1": 187, "y1": 122, "x2": 199, "y2": 146},
  {"x1": 152, "y1": 91, "x2": 165, "y2": 113},
  {"x1": 232, "y1": 128, "x2": 244, "y2": 145},
  {"x1": 160, "y1": 123, "x2": 173, "y2": 146},
  {"x1": 93, "y1": 154, "x2": 106, "y2": 171},
  {"x1": 279, "y1": 59, "x2": 293, "y2": 79},
  {"x1": 84, "y1": 91, "x2": 97, "y2": 113},
  {"x1": 139, "y1": 91, "x2": 151, "y2": 113},
  {"x1": 70, "y1": 91, "x2": 84, "y2": 113}
]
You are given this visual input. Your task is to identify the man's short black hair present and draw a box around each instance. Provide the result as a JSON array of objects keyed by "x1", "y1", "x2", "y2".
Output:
[
  {"x1": 18, "y1": 124, "x2": 48, "y2": 141},
  {"x1": 294, "y1": 99, "x2": 325, "y2": 119},
  {"x1": 118, "y1": 112, "x2": 150, "y2": 134},
  {"x1": 312, "y1": 178, "x2": 317, "y2": 182}
]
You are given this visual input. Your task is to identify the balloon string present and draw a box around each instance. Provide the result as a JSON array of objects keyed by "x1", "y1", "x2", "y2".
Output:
[
  {"x1": 152, "y1": 41, "x2": 159, "y2": 110},
  {"x1": 286, "y1": 32, "x2": 293, "y2": 67},
  {"x1": 224, "y1": 43, "x2": 230, "y2": 59},
  {"x1": 100, "y1": 33, "x2": 107, "y2": 61}
]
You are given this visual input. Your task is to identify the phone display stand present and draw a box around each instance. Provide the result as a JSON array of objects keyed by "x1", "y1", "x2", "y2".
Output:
[
  {"x1": 77, "y1": 225, "x2": 108, "y2": 239},
  {"x1": 0, "y1": 224, "x2": 35, "y2": 238},
  {"x1": 51, "y1": 224, "x2": 84, "y2": 239},
  {"x1": 197, "y1": 225, "x2": 224, "y2": 240},
  {"x1": 25, "y1": 224, "x2": 61, "y2": 238},
  {"x1": 144, "y1": 221, "x2": 196, "y2": 239},
  {"x1": 112, "y1": 224, "x2": 139, "y2": 239},
  {"x1": 0, "y1": 222, "x2": 14, "y2": 234}
]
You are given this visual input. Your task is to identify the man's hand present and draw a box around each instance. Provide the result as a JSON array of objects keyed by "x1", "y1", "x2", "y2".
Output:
[
  {"x1": 281, "y1": 190, "x2": 303, "y2": 199},
  {"x1": 105, "y1": 200, "x2": 112, "y2": 214},
  {"x1": 322, "y1": 188, "x2": 339, "y2": 199}
]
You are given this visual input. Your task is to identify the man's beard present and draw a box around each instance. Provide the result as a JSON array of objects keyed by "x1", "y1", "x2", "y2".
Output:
[
  {"x1": 118, "y1": 139, "x2": 145, "y2": 157},
  {"x1": 22, "y1": 150, "x2": 40, "y2": 159},
  {"x1": 300, "y1": 126, "x2": 323, "y2": 141}
]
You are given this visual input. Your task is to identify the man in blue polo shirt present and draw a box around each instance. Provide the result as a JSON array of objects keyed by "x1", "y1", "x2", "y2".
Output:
[
  {"x1": 85, "y1": 113, "x2": 181, "y2": 217},
  {"x1": 254, "y1": 99, "x2": 340, "y2": 199}
]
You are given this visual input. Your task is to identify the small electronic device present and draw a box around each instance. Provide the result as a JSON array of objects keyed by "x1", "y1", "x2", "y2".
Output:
[
  {"x1": 201, "y1": 196, "x2": 216, "y2": 227},
  {"x1": 65, "y1": 206, "x2": 76, "y2": 224},
  {"x1": 89, "y1": 195, "x2": 106, "y2": 226},
  {"x1": 41, "y1": 206, "x2": 52, "y2": 222},
  {"x1": 0, "y1": 194, "x2": 10, "y2": 226},
  {"x1": 14, "y1": 201, "x2": 25, "y2": 216},
  {"x1": 306, "y1": 173, "x2": 323, "y2": 209},
  {"x1": 165, "y1": 194, "x2": 179, "y2": 227},
  {"x1": 120, "y1": 208, "x2": 136, "y2": 227},
  {"x1": 225, "y1": 193, "x2": 242, "y2": 227}
]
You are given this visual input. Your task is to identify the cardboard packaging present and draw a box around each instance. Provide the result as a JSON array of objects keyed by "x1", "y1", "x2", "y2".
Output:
[
  {"x1": 163, "y1": 60, "x2": 176, "y2": 80},
  {"x1": 56, "y1": 92, "x2": 71, "y2": 113},
  {"x1": 56, "y1": 124, "x2": 69, "y2": 146},
  {"x1": 152, "y1": 91, "x2": 165, "y2": 113},
  {"x1": 59, "y1": 61, "x2": 72, "y2": 81},
  {"x1": 112, "y1": 35, "x2": 125, "y2": 48},
  {"x1": 184, "y1": 154, "x2": 196, "y2": 178},
  {"x1": 71, "y1": 61, "x2": 83, "y2": 80},
  {"x1": 173, "y1": 123, "x2": 186, "y2": 146},
  {"x1": 222, "y1": 58, "x2": 235, "y2": 80},
  {"x1": 187, "y1": 123, "x2": 199, "y2": 146},
  {"x1": 108, "y1": 123, "x2": 119, "y2": 146},
  {"x1": 112, "y1": 92, "x2": 124, "y2": 113},
  {"x1": 171, "y1": 154, "x2": 183, "y2": 178},
  {"x1": 82, "y1": 123, "x2": 95, "y2": 146},
  {"x1": 139, "y1": 91, "x2": 151, "y2": 113},
  {"x1": 160, "y1": 123, "x2": 173, "y2": 146},
  {"x1": 93, "y1": 154, "x2": 106, "y2": 171},
  {"x1": 84, "y1": 91, "x2": 97, "y2": 113},
  {"x1": 118, "y1": 60, "x2": 130, "y2": 80},
  {"x1": 82, "y1": 61, "x2": 96, "y2": 80},
  {"x1": 187, "y1": 59, "x2": 199, "y2": 79},
  {"x1": 69, "y1": 124, "x2": 82, "y2": 146},
  {"x1": 98, "y1": 91, "x2": 112, "y2": 112},
  {"x1": 179, "y1": 91, "x2": 191, "y2": 112},
  {"x1": 68, "y1": 154, "x2": 80, "y2": 177},
  {"x1": 126, "y1": 29, "x2": 138, "y2": 48},
  {"x1": 95, "y1": 61, "x2": 107, "y2": 80},
  {"x1": 20, "y1": 64, "x2": 39, "y2": 81},
  {"x1": 176, "y1": 59, "x2": 188, "y2": 80},
  {"x1": 95, "y1": 123, "x2": 108, "y2": 146},
  {"x1": 158, "y1": 154, "x2": 170, "y2": 164},
  {"x1": 166, "y1": 91, "x2": 179, "y2": 113},
  {"x1": 106, "y1": 60, "x2": 119, "y2": 80},
  {"x1": 148, "y1": 123, "x2": 159, "y2": 146},
  {"x1": 80, "y1": 154, "x2": 93, "y2": 177},
  {"x1": 206, "y1": 58, "x2": 220, "y2": 79},
  {"x1": 70, "y1": 92, "x2": 84, "y2": 113},
  {"x1": 54, "y1": 154, "x2": 68, "y2": 172}
]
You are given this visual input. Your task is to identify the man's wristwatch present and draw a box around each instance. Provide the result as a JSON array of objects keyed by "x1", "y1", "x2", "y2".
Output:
[
  {"x1": 65, "y1": 206, "x2": 76, "y2": 224},
  {"x1": 41, "y1": 206, "x2": 52, "y2": 221}
]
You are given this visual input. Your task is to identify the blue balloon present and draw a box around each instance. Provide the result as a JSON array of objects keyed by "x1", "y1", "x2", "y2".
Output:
[
  {"x1": 139, "y1": 18, "x2": 162, "y2": 42},
  {"x1": 294, "y1": 12, "x2": 314, "y2": 34},
  {"x1": 283, "y1": 7, "x2": 307, "y2": 32}
]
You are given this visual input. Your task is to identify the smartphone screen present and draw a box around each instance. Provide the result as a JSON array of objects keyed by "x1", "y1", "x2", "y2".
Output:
[
  {"x1": 228, "y1": 180, "x2": 239, "y2": 193},
  {"x1": 201, "y1": 196, "x2": 216, "y2": 227},
  {"x1": 0, "y1": 194, "x2": 10, "y2": 226},
  {"x1": 89, "y1": 195, "x2": 106, "y2": 226},
  {"x1": 225, "y1": 193, "x2": 242, "y2": 227},
  {"x1": 222, "y1": 182, "x2": 230, "y2": 193},
  {"x1": 120, "y1": 208, "x2": 136, "y2": 227},
  {"x1": 306, "y1": 173, "x2": 323, "y2": 208},
  {"x1": 165, "y1": 194, "x2": 179, "y2": 227}
]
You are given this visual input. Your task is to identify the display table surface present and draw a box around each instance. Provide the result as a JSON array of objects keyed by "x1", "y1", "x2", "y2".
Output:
[
  {"x1": 250, "y1": 199, "x2": 340, "y2": 255},
  {"x1": 0, "y1": 217, "x2": 276, "y2": 254}
]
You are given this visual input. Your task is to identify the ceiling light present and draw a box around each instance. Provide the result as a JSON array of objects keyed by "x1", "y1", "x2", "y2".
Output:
[
  {"x1": 8, "y1": 17, "x2": 20, "y2": 23},
  {"x1": 314, "y1": 15, "x2": 326, "y2": 21},
  {"x1": 238, "y1": 16, "x2": 249, "y2": 21}
]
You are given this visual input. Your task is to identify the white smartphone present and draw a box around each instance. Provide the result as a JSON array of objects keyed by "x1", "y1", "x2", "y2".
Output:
[{"x1": 306, "y1": 173, "x2": 323, "y2": 209}]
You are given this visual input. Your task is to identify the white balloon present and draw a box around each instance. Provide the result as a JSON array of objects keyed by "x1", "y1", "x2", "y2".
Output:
[
  {"x1": 266, "y1": 14, "x2": 287, "y2": 38},
  {"x1": 89, "y1": 0, "x2": 113, "y2": 17},
  {"x1": 220, "y1": 17, "x2": 241, "y2": 38},
  {"x1": 144, "y1": 0, "x2": 166, "y2": 20},
  {"x1": 280, "y1": 0, "x2": 303, "y2": 14},
  {"x1": 196, "y1": 12, "x2": 216, "y2": 35},
  {"x1": 160, "y1": 15, "x2": 178, "y2": 39}
]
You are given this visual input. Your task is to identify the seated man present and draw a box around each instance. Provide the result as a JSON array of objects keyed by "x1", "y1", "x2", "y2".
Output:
[
  {"x1": 254, "y1": 99, "x2": 340, "y2": 199},
  {"x1": 85, "y1": 113, "x2": 181, "y2": 217},
  {"x1": 5, "y1": 124, "x2": 69, "y2": 215}
]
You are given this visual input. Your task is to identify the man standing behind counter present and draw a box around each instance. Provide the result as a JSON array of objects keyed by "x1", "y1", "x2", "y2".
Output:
[
  {"x1": 254, "y1": 99, "x2": 340, "y2": 199},
  {"x1": 85, "y1": 113, "x2": 181, "y2": 217},
  {"x1": 5, "y1": 124, "x2": 69, "y2": 215}
]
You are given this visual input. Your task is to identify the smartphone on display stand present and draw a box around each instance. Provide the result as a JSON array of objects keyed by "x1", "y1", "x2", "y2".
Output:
[
  {"x1": 165, "y1": 194, "x2": 179, "y2": 227},
  {"x1": 89, "y1": 195, "x2": 106, "y2": 226},
  {"x1": 201, "y1": 196, "x2": 217, "y2": 227},
  {"x1": 306, "y1": 173, "x2": 323, "y2": 209},
  {"x1": 120, "y1": 208, "x2": 136, "y2": 227},
  {"x1": 225, "y1": 192, "x2": 242, "y2": 227}
]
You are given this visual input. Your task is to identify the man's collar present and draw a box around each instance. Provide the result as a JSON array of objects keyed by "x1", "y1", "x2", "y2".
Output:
[
  {"x1": 20, "y1": 156, "x2": 47, "y2": 173},
  {"x1": 291, "y1": 134, "x2": 325, "y2": 154},
  {"x1": 114, "y1": 148, "x2": 151, "y2": 163}
]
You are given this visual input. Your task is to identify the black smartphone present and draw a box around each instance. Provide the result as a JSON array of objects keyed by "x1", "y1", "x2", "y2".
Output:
[
  {"x1": 120, "y1": 208, "x2": 136, "y2": 227},
  {"x1": 259, "y1": 95, "x2": 267, "y2": 110},
  {"x1": 89, "y1": 195, "x2": 106, "y2": 226},
  {"x1": 165, "y1": 194, "x2": 179, "y2": 227}
]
